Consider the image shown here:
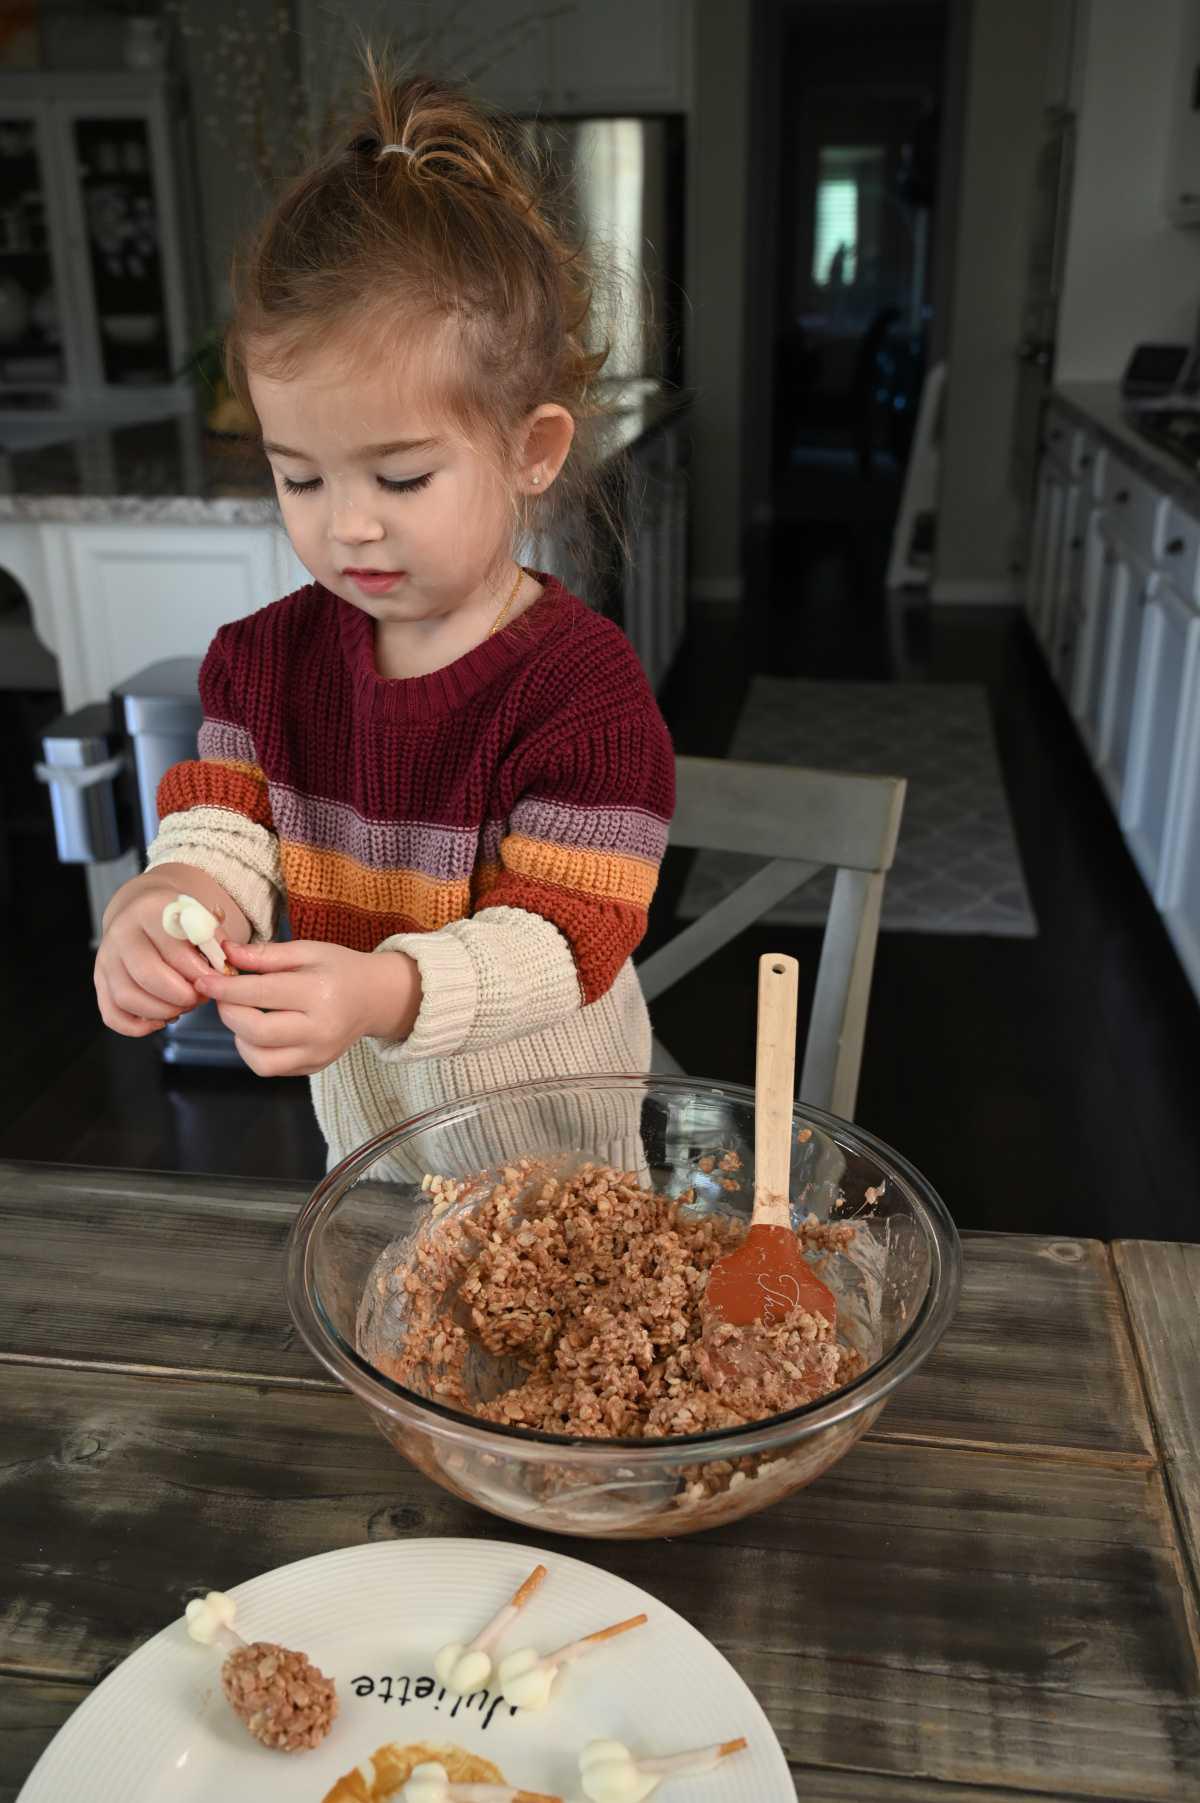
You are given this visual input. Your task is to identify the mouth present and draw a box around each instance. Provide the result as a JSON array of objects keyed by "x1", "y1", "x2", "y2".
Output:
[{"x1": 343, "y1": 568, "x2": 407, "y2": 594}]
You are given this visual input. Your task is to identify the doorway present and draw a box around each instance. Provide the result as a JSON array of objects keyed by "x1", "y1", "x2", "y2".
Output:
[{"x1": 741, "y1": 0, "x2": 950, "y2": 674}]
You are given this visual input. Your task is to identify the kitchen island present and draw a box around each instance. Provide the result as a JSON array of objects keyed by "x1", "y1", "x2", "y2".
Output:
[{"x1": 0, "y1": 379, "x2": 691, "y2": 712}]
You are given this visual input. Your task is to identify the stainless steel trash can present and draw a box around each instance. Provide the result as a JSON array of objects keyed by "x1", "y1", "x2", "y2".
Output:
[{"x1": 38, "y1": 659, "x2": 242, "y2": 1070}]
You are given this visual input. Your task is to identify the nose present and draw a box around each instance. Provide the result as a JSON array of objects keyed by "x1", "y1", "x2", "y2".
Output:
[{"x1": 328, "y1": 494, "x2": 385, "y2": 548}]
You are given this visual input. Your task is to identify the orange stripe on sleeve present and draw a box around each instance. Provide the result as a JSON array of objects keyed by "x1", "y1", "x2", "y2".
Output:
[
  {"x1": 157, "y1": 760, "x2": 272, "y2": 829},
  {"x1": 499, "y1": 833, "x2": 658, "y2": 909}
]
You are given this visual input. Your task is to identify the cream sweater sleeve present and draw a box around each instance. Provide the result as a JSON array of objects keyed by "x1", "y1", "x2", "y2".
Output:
[
  {"x1": 369, "y1": 906, "x2": 582, "y2": 1062},
  {"x1": 147, "y1": 807, "x2": 283, "y2": 944}
]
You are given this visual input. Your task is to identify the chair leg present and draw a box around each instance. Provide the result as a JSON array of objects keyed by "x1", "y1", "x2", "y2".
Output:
[{"x1": 650, "y1": 1035, "x2": 686, "y2": 1077}]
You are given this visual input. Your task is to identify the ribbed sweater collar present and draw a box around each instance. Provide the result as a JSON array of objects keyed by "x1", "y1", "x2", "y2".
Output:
[{"x1": 333, "y1": 575, "x2": 572, "y2": 723}]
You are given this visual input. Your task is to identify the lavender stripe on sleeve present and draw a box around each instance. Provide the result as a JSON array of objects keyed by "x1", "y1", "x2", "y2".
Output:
[
  {"x1": 269, "y1": 784, "x2": 482, "y2": 881},
  {"x1": 199, "y1": 719, "x2": 257, "y2": 765},
  {"x1": 510, "y1": 796, "x2": 669, "y2": 863}
]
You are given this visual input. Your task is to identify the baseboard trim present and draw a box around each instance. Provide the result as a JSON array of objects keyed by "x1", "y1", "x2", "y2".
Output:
[
  {"x1": 690, "y1": 578, "x2": 743, "y2": 603},
  {"x1": 930, "y1": 577, "x2": 1019, "y2": 605}
]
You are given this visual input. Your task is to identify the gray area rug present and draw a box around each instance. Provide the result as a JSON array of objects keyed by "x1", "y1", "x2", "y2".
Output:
[{"x1": 677, "y1": 680, "x2": 1038, "y2": 937}]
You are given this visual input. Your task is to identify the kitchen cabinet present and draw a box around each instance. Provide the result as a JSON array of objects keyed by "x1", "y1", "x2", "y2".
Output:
[
  {"x1": 300, "y1": 0, "x2": 691, "y2": 120},
  {"x1": 1026, "y1": 455, "x2": 1065, "y2": 647},
  {"x1": 1159, "y1": 648, "x2": 1200, "y2": 993},
  {"x1": 1074, "y1": 520, "x2": 1131, "y2": 758},
  {"x1": 1122, "y1": 575, "x2": 1200, "y2": 897},
  {"x1": 0, "y1": 72, "x2": 200, "y2": 407},
  {"x1": 1094, "y1": 541, "x2": 1153, "y2": 814},
  {"x1": 1029, "y1": 395, "x2": 1200, "y2": 1008},
  {"x1": 11, "y1": 518, "x2": 307, "y2": 715}
]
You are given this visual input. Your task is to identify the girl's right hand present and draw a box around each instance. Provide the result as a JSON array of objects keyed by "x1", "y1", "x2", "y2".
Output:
[{"x1": 94, "y1": 877, "x2": 217, "y2": 1037}]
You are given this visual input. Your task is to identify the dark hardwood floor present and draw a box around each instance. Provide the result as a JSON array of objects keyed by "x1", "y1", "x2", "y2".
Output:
[{"x1": 2, "y1": 525, "x2": 1198, "y2": 1240}]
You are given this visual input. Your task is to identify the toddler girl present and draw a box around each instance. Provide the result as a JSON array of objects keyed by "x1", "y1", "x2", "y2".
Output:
[{"x1": 94, "y1": 67, "x2": 674, "y2": 1171}]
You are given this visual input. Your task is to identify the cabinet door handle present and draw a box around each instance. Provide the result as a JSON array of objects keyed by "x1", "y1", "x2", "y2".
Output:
[
  {"x1": 1114, "y1": 487, "x2": 1130, "y2": 504},
  {"x1": 1166, "y1": 535, "x2": 1185, "y2": 555}
]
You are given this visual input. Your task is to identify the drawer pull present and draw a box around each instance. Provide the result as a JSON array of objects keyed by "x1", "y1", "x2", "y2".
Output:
[{"x1": 1166, "y1": 535, "x2": 1185, "y2": 555}]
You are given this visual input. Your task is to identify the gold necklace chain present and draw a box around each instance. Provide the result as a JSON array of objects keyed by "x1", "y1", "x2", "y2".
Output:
[{"x1": 489, "y1": 563, "x2": 525, "y2": 638}]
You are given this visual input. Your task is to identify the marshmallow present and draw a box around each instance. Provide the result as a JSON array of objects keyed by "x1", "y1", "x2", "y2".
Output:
[
  {"x1": 496, "y1": 1646, "x2": 556, "y2": 1712},
  {"x1": 184, "y1": 1590, "x2": 238, "y2": 1645},
  {"x1": 579, "y1": 1742, "x2": 659, "y2": 1803},
  {"x1": 434, "y1": 1642, "x2": 494, "y2": 1695}
]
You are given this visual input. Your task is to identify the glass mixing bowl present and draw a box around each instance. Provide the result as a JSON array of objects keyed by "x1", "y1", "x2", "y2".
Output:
[{"x1": 286, "y1": 1075, "x2": 960, "y2": 1539}]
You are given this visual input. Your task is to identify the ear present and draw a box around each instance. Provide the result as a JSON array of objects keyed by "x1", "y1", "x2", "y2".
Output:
[{"x1": 517, "y1": 404, "x2": 575, "y2": 495}]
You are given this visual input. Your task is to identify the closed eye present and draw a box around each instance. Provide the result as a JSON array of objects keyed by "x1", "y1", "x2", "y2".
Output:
[
  {"x1": 378, "y1": 472, "x2": 434, "y2": 495},
  {"x1": 278, "y1": 472, "x2": 435, "y2": 496}
]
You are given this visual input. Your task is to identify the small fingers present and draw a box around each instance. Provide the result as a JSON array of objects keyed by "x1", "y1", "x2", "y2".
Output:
[
  {"x1": 106, "y1": 973, "x2": 185, "y2": 1022},
  {"x1": 232, "y1": 1036, "x2": 315, "y2": 1079},
  {"x1": 216, "y1": 1002, "x2": 308, "y2": 1048},
  {"x1": 126, "y1": 939, "x2": 201, "y2": 1010},
  {"x1": 95, "y1": 974, "x2": 174, "y2": 1037}
]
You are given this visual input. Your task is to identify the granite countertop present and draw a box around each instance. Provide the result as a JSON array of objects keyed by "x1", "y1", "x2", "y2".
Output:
[
  {"x1": 1053, "y1": 380, "x2": 1200, "y2": 513},
  {"x1": 0, "y1": 379, "x2": 690, "y2": 526}
]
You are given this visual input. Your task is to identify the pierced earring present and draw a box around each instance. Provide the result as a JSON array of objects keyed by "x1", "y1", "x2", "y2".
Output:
[{"x1": 531, "y1": 470, "x2": 541, "y2": 485}]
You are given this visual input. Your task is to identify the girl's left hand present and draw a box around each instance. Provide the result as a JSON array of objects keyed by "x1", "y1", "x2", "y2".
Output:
[{"x1": 194, "y1": 939, "x2": 421, "y2": 1077}]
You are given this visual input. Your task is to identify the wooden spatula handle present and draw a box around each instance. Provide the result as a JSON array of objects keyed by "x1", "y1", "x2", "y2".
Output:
[{"x1": 754, "y1": 954, "x2": 799, "y2": 1229}]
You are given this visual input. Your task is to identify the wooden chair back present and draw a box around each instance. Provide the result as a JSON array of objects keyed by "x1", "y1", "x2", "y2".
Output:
[{"x1": 639, "y1": 755, "x2": 906, "y2": 1119}]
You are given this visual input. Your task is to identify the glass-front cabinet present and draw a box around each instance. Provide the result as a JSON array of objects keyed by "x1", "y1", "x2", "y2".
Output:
[{"x1": 0, "y1": 72, "x2": 201, "y2": 408}]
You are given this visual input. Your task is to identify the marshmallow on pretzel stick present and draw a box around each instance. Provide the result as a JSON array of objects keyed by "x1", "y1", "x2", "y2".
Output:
[
  {"x1": 400, "y1": 1761, "x2": 561, "y2": 1803},
  {"x1": 184, "y1": 1589, "x2": 337, "y2": 1752},
  {"x1": 434, "y1": 1564, "x2": 548, "y2": 1695},
  {"x1": 495, "y1": 1612, "x2": 649, "y2": 1713},
  {"x1": 579, "y1": 1737, "x2": 749, "y2": 1802},
  {"x1": 162, "y1": 894, "x2": 231, "y2": 974}
]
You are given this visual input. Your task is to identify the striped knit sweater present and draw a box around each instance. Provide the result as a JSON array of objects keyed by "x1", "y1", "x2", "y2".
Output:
[{"x1": 148, "y1": 577, "x2": 675, "y2": 1173}]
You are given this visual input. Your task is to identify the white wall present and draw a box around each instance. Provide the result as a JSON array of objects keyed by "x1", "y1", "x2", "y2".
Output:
[
  {"x1": 1056, "y1": 0, "x2": 1200, "y2": 381},
  {"x1": 685, "y1": 0, "x2": 749, "y2": 602},
  {"x1": 933, "y1": 0, "x2": 1053, "y2": 600}
]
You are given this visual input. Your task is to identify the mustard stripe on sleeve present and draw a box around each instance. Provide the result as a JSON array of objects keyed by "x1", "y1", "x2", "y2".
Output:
[
  {"x1": 281, "y1": 840, "x2": 470, "y2": 928},
  {"x1": 498, "y1": 834, "x2": 659, "y2": 908}
]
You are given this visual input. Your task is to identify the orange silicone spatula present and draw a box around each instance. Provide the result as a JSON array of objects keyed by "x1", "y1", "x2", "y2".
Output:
[{"x1": 704, "y1": 954, "x2": 837, "y2": 1329}]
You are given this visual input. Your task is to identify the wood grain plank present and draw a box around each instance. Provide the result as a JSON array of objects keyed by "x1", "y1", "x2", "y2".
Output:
[
  {"x1": 1114, "y1": 1242, "x2": 1200, "y2": 1601},
  {"x1": 0, "y1": 1365, "x2": 1196, "y2": 1799},
  {"x1": 882, "y1": 1233, "x2": 1154, "y2": 1464},
  {"x1": 0, "y1": 1166, "x2": 1158, "y2": 1465},
  {"x1": 0, "y1": 1675, "x2": 84, "y2": 1803},
  {"x1": 0, "y1": 1160, "x2": 315, "y2": 1384}
]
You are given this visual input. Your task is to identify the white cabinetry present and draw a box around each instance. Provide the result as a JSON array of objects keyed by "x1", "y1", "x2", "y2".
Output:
[
  {"x1": 16, "y1": 519, "x2": 307, "y2": 712},
  {"x1": 1030, "y1": 398, "x2": 1200, "y2": 1007},
  {"x1": 0, "y1": 72, "x2": 200, "y2": 407},
  {"x1": 1160, "y1": 652, "x2": 1200, "y2": 992},
  {"x1": 1122, "y1": 576, "x2": 1200, "y2": 895}
]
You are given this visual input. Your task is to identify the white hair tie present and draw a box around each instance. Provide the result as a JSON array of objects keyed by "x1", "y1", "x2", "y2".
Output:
[{"x1": 379, "y1": 143, "x2": 415, "y2": 159}]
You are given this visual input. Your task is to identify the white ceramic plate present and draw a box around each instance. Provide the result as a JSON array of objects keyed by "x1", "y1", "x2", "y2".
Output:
[{"x1": 20, "y1": 1538, "x2": 793, "y2": 1801}]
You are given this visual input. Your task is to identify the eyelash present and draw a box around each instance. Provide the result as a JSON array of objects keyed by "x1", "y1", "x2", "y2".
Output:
[{"x1": 279, "y1": 472, "x2": 434, "y2": 497}]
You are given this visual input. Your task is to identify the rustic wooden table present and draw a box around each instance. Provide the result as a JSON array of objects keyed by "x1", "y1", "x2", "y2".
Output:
[{"x1": 0, "y1": 1161, "x2": 1197, "y2": 1801}]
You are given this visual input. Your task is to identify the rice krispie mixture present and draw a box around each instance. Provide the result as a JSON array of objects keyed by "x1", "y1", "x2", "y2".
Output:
[{"x1": 362, "y1": 1160, "x2": 864, "y2": 1438}]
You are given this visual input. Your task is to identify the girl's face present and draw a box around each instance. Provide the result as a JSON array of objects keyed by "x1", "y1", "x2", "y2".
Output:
[{"x1": 250, "y1": 339, "x2": 543, "y2": 627}]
